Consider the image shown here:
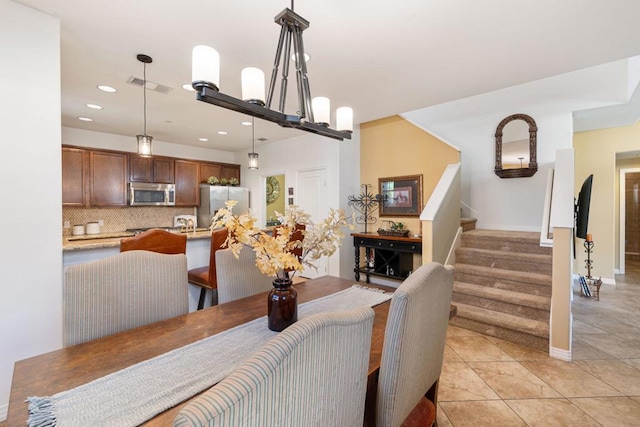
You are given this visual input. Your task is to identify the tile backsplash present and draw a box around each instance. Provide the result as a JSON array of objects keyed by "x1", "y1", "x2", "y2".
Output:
[{"x1": 62, "y1": 206, "x2": 198, "y2": 236}]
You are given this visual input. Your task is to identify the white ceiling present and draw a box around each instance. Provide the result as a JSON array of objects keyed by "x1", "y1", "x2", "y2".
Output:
[{"x1": 16, "y1": 0, "x2": 640, "y2": 151}]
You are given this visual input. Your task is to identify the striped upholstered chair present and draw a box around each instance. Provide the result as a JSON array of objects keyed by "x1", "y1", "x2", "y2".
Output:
[
  {"x1": 63, "y1": 250, "x2": 188, "y2": 347},
  {"x1": 173, "y1": 306, "x2": 374, "y2": 427},
  {"x1": 368, "y1": 262, "x2": 454, "y2": 427},
  {"x1": 215, "y1": 247, "x2": 273, "y2": 304}
]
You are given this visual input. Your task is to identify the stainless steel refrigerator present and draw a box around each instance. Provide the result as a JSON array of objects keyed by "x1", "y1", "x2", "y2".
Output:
[{"x1": 197, "y1": 184, "x2": 250, "y2": 228}]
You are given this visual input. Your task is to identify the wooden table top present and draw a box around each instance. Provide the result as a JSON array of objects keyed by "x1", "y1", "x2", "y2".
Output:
[{"x1": 7, "y1": 276, "x2": 395, "y2": 426}]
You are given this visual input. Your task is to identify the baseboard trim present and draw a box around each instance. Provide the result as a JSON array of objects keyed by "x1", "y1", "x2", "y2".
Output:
[{"x1": 550, "y1": 346, "x2": 572, "y2": 361}]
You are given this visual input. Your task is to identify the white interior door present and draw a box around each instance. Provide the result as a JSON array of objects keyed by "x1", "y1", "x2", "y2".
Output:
[{"x1": 297, "y1": 168, "x2": 328, "y2": 278}]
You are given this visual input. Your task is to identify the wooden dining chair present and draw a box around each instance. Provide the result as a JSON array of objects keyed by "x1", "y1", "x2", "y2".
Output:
[
  {"x1": 215, "y1": 247, "x2": 273, "y2": 304},
  {"x1": 63, "y1": 250, "x2": 188, "y2": 347},
  {"x1": 187, "y1": 227, "x2": 228, "y2": 309},
  {"x1": 365, "y1": 262, "x2": 454, "y2": 427},
  {"x1": 119, "y1": 228, "x2": 187, "y2": 254},
  {"x1": 173, "y1": 306, "x2": 375, "y2": 427}
]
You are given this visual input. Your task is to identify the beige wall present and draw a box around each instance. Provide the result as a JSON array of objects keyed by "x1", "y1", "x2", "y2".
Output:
[
  {"x1": 574, "y1": 121, "x2": 640, "y2": 280},
  {"x1": 551, "y1": 227, "x2": 572, "y2": 355},
  {"x1": 360, "y1": 116, "x2": 460, "y2": 234}
]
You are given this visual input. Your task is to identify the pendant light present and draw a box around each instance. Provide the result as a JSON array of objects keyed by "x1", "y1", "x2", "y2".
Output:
[
  {"x1": 248, "y1": 117, "x2": 259, "y2": 169},
  {"x1": 136, "y1": 54, "x2": 153, "y2": 157}
]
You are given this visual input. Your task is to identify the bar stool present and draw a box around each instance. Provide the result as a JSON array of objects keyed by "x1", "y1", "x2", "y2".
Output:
[
  {"x1": 187, "y1": 227, "x2": 228, "y2": 310},
  {"x1": 120, "y1": 228, "x2": 186, "y2": 254}
]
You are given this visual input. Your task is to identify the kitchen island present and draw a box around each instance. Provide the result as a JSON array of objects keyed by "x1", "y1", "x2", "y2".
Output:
[{"x1": 63, "y1": 229, "x2": 213, "y2": 311}]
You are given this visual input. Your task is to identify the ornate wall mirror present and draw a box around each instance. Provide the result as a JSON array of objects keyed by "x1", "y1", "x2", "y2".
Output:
[{"x1": 495, "y1": 113, "x2": 538, "y2": 178}]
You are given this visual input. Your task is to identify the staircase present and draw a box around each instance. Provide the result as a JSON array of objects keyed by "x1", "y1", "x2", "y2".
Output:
[{"x1": 450, "y1": 229, "x2": 552, "y2": 351}]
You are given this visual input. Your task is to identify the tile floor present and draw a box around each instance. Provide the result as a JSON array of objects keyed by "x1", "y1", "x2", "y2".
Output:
[{"x1": 438, "y1": 261, "x2": 640, "y2": 426}]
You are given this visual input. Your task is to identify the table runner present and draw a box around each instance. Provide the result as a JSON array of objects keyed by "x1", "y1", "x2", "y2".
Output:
[{"x1": 27, "y1": 285, "x2": 392, "y2": 427}]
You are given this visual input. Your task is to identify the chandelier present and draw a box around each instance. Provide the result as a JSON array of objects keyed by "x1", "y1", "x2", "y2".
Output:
[{"x1": 191, "y1": 3, "x2": 353, "y2": 141}]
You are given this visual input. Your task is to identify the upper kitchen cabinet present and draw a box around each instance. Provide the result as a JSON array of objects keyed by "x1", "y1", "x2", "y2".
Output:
[
  {"x1": 198, "y1": 162, "x2": 241, "y2": 184},
  {"x1": 62, "y1": 146, "x2": 88, "y2": 206},
  {"x1": 90, "y1": 151, "x2": 128, "y2": 207},
  {"x1": 130, "y1": 155, "x2": 174, "y2": 183},
  {"x1": 221, "y1": 164, "x2": 241, "y2": 183},
  {"x1": 199, "y1": 162, "x2": 221, "y2": 183},
  {"x1": 175, "y1": 159, "x2": 199, "y2": 206}
]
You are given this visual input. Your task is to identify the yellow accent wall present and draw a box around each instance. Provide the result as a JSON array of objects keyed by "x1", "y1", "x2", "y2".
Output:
[
  {"x1": 266, "y1": 174, "x2": 285, "y2": 224},
  {"x1": 360, "y1": 116, "x2": 460, "y2": 235},
  {"x1": 574, "y1": 121, "x2": 640, "y2": 280}
]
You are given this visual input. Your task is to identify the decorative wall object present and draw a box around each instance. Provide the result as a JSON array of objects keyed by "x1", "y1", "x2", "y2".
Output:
[
  {"x1": 378, "y1": 174, "x2": 423, "y2": 216},
  {"x1": 348, "y1": 184, "x2": 384, "y2": 233}
]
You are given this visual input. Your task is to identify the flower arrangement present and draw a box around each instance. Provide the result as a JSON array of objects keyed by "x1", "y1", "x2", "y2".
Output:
[
  {"x1": 207, "y1": 176, "x2": 220, "y2": 185},
  {"x1": 211, "y1": 200, "x2": 353, "y2": 280}
]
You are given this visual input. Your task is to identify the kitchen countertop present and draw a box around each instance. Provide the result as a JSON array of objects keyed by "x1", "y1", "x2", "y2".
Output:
[{"x1": 63, "y1": 229, "x2": 212, "y2": 252}]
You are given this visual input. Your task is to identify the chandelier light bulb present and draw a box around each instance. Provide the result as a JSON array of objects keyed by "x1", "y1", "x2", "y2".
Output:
[
  {"x1": 192, "y1": 45, "x2": 220, "y2": 90},
  {"x1": 312, "y1": 97, "x2": 331, "y2": 126},
  {"x1": 336, "y1": 107, "x2": 353, "y2": 132},
  {"x1": 241, "y1": 67, "x2": 266, "y2": 106}
]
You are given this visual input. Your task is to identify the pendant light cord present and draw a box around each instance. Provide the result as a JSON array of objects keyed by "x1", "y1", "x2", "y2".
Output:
[
  {"x1": 143, "y1": 62, "x2": 147, "y2": 136},
  {"x1": 251, "y1": 117, "x2": 255, "y2": 153}
]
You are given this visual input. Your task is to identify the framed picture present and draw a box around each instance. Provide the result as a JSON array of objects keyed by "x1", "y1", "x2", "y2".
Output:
[{"x1": 378, "y1": 174, "x2": 423, "y2": 217}]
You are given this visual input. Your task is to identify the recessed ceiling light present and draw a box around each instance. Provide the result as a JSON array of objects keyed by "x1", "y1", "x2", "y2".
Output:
[
  {"x1": 97, "y1": 85, "x2": 117, "y2": 93},
  {"x1": 241, "y1": 121, "x2": 252, "y2": 126},
  {"x1": 86, "y1": 103, "x2": 103, "y2": 110},
  {"x1": 182, "y1": 84, "x2": 196, "y2": 92},
  {"x1": 217, "y1": 131, "x2": 228, "y2": 135},
  {"x1": 78, "y1": 117, "x2": 93, "y2": 122},
  {"x1": 199, "y1": 138, "x2": 209, "y2": 142}
]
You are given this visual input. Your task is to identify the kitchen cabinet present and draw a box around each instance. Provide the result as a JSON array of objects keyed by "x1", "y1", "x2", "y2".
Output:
[
  {"x1": 221, "y1": 164, "x2": 241, "y2": 183},
  {"x1": 352, "y1": 233, "x2": 422, "y2": 283},
  {"x1": 130, "y1": 155, "x2": 174, "y2": 183},
  {"x1": 62, "y1": 147, "x2": 88, "y2": 206},
  {"x1": 90, "y1": 151, "x2": 128, "y2": 207},
  {"x1": 199, "y1": 162, "x2": 240, "y2": 184},
  {"x1": 199, "y1": 162, "x2": 221, "y2": 183},
  {"x1": 175, "y1": 159, "x2": 200, "y2": 206}
]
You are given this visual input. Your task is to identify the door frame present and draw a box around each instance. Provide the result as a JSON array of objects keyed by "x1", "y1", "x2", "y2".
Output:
[
  {"x1": 618, "y1": 167, "x2": 640, "y2": 274},
  {"x1": 296, "y1": 167, "x2": 328, "y2": 278}
]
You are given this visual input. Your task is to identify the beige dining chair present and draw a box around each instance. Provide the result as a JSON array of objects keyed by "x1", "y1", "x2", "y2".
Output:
[
  {"x1": 215, "y1": 247, "x2": 274, "y2": 304},
  {"x1": 367, "y1": 262, "x2": 454, "y2": 427},
  {"x1": 63, "y1": 250, "x2": 189, "y2": 347},
  {"x1": 173, "y1": 306, "x2": 375, "y2": 427}
]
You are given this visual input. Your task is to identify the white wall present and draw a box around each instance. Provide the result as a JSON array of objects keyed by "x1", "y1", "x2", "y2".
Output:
[
  {"x1": 0, "y1": 1, "x2": 61, "y2": 419},
  {"x1": 63, "y1": 127, "x2": 235, "y2": 163},
  {"x1": 233, "y1": 129, "x2": 358, "y2": 279},
  {"x1": 402, "y1": 60, "x2": 634, "y2": 231}
]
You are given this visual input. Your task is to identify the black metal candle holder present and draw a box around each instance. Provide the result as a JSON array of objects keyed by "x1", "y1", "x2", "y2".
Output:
[
  {"x1": 348, "y1": 184, "x2": 385, "y2": 234},
  {"x1": 581, "y1": 239, "x2": 601, "y2": 300}
]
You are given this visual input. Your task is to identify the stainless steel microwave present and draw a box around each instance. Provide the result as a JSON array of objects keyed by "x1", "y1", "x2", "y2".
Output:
[{"x1": 129, "y1": 182, "x2": 176, "y2": 206}]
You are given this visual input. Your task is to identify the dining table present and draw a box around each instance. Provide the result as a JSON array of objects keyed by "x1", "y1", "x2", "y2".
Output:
[{"x1": 7, "y1": 275, "x2": 456, "y2": 426}]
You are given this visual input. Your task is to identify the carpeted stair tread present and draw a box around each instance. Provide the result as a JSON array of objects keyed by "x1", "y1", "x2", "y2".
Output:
[
  {"x1": 455, "y1": 263, "x2": 551, "y2": 286},
  {"x1": 453, "y1": 281, "x2": 550, "y2": 310},
  {"x1": 457, "y1": 247, "x2": 551, "y2": 263},
  {"x1": 456, "y1": 247, "x2": 552, "y2": 274},
  {"x1": 461, "y1": 229, "x2": 552, "y2": 255},
  {"x1": 453, "y1": 303, "x2": 549, "y2": 338}
]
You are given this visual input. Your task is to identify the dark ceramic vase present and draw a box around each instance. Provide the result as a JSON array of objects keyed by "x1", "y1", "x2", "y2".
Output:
[{"x1": 267, "y1": 278, "x2": 298, "y2": 331}]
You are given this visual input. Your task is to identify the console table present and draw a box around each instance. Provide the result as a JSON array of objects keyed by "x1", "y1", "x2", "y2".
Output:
[{"x1": 352, "y1": 233, "x2": 422, "y2": 283}]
